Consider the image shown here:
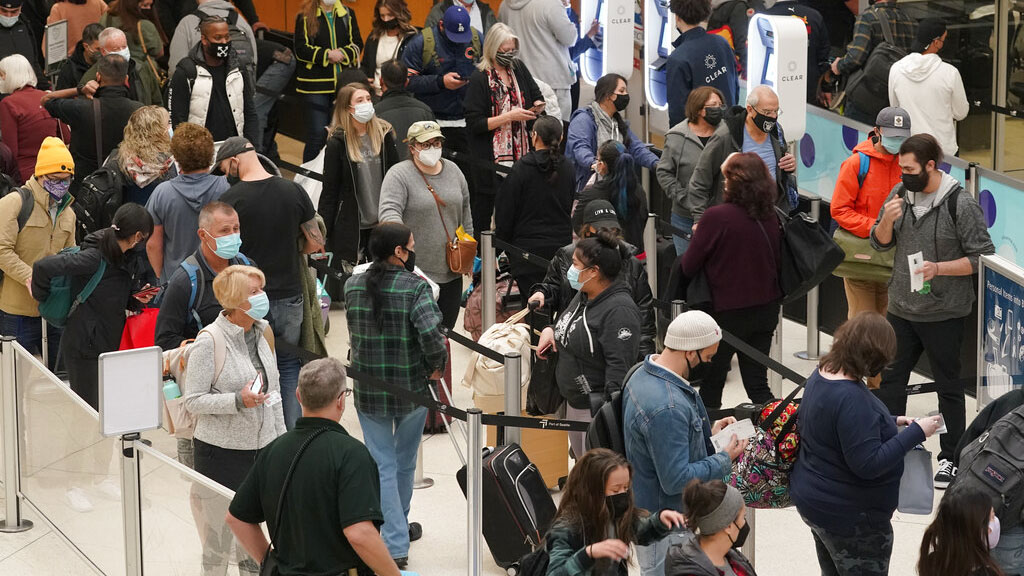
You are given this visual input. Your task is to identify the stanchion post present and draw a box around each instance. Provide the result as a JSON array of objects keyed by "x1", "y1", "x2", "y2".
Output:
[
  {"x1": 40, "y1": 318, "x2": 48, "y2": 370},
  {"x1": 644, "y1": 213, "x2": 657, "y2": 295},
  {"x1": 503, "y1": 351, "x2": 522, "y2": 446},
  {"x1": 481, "y1": 231, "x2": 496, "y2": 333},
  {"x1": 796, "y1": 196, "x2": 822, "y2": 361},
  {"x1": 742, "y1": 508, "x2": 756, "y2": 567},
  {"x1": 769, "y1": 309, "x2": 783, "y2": 398},
  {"x1": 413, "y1": 442, "x2": 434, "y2": 489},
  {"x1": 466, "y1": 409, "x2": 483, "y2": 576},
  {"x1": 968, "y1": 162, "x2": 980, "y2": 199},
  {"x1": 121, "y1": 434, "x2": 143, "y2": 576},
  {"x1": 0, "y1": 336, "x2": 32, "y2": 533},
  {"x1": 671, "y1": 299, "x2": 685, "y2": 320}
]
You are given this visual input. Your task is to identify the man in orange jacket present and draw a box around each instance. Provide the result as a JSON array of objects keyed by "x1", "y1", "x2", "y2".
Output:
[{"x1": 830, "y1": 106, "x2": 911, "y2": 320}]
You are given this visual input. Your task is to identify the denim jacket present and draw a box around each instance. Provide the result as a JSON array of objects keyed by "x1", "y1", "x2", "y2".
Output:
[{"x1": 623, "y1": 356, "x2": 731, "y2": 513}]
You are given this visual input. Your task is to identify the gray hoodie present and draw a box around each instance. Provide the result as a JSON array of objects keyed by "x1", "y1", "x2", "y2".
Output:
[
  {"x1": 146, "y1": 172, "x2": 230, "y2": 280},
  {"x1": 664, "y1": 532, "x2": 756, "y2": 576},
  {"x1": 870, "y1": 172, "x2": 994, "y2": 322},
  {"x1": 656, "y1": 122, "x2": 707, "y2": 219},
  {"x1": 499, "y1": 0, "x2": 578, "y2": 89}
]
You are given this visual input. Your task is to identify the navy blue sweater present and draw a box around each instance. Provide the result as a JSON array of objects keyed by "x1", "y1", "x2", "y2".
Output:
[
  {"x1": 790, "y1": 370, "x2": 926, "y2": 534},
  {"x1": 666, "y1": 26, "x2": 739, "y2": 128}
]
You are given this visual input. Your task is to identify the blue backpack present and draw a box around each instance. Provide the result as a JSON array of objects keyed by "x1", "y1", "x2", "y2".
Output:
[{"x1": 179, "y1": 253, "x2": 250, "y2": 330}]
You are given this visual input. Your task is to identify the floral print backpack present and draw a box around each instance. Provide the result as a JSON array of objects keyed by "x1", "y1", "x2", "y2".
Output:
[{"x1": 727, "y1": 385, "x2": 802, "y2": 508}]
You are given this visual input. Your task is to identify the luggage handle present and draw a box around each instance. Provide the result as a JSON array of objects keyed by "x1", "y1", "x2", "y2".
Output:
[{"x1": 428, "y1": 377, "x2": 468, "y2": 466}]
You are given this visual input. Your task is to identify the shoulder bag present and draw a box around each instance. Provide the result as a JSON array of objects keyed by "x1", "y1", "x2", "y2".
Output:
[
  {"x1": 727, "y1": 383, "x2": 802, "y2": 508},
  {"x1": 260, "y1": 426, "x2": 333, "y2": 576},
  {"x1": 137, "y1": 21, "x2": 168, "y2": 89},
  {"x1": 417, "y1": 169, "x2": 476, "y2": 275},
  {"x1": 774, "y1": 207, "x2": 845, "y2": 303}
]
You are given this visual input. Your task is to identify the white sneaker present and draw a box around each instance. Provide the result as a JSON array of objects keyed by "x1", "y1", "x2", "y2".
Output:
[
  {"x1": 93, "y1": 477, "x2": 121, "y2": 501},
  {"x1": 65, "y1": 487, "x2": 93, "y2": 512}
]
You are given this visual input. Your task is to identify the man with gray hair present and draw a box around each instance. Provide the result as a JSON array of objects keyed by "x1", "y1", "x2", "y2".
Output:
[
  {"x1": 227, "y1": 358, "x2": 402, "y2": 576},
  {"x1": 77, "y1": 27, "x2": 162, "y2": 105},
  {"x1": 687, "y1": 84, "x2": 798, "y2": 229}
]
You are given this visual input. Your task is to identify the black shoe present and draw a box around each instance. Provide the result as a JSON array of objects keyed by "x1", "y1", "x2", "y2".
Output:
[
  {"x1": 408, "y1": 521, "x2": 423, "y2": 542},
  {"x1": 394, "y1": 557, "x2": 408, "y2": 569},
  {"x1": 934, "y1": 459, "x2": 957, "y2": 489}
]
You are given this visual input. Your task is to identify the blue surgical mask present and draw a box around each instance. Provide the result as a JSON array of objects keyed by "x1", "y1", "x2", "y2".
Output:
[
  {"x1": 0, "y1": 15, "x2": 19, "y2": 28},
  {"x1": 567, "y1": 265, "x2": 589, "y2": 290},
  {"x1": 881, "y1": 135, "x2": 906, "y2": 155},
  {"x1": 245, "y1": 292, "x2": 270, "y2": 320},
  {"x1": 206, "y1": 231, "x2": 241, "y2": 259}
]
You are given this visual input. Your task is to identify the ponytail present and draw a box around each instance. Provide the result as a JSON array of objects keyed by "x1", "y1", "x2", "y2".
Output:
[
  {"x1": 597, "y1": 140, "x2": 638, "y2": 219},
  {"x1": 532, "y1": 115, "x2": 564, "y2": 184},
  {"x1": 101, "y1": 203, "x2": 153, "y2": 267}
]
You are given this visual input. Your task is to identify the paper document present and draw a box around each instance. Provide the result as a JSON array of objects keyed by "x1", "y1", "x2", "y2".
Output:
[
  {"x1": 711, "y1": 418, "x2": 757, "y2": 452},
  {"x1": 909, "y1": 252, "x2": 925, "y2": 292}
]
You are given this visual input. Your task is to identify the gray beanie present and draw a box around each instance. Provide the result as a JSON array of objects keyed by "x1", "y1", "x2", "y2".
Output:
[
  {"x1": 693, "y1": 484, "x2": 744, "y2": 535},
  {"x1": 664, "y1": 311, "x2": 722, "y2": 351}
]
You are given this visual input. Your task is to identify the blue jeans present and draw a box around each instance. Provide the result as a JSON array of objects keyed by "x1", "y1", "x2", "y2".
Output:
[
  {"x1": 636, "y1": 529, "x2": 686, "y2": 576},
  {"x1": 356, "y1": 406, "x2": 428, "y2": 559},
  {"x1": 0, "y1": 310, "x2": 62, "y2": 372},
  {"x1": 254, "y1": 58, "x2": 296, "y2": 151},
  {"x1": 268, "y1": 295, "x2": 303, "y2": 429},
  {"x1": 303, "y1": 93, "x2": 335, "y2": 162},
  {"x1": 993, "y1": 524, "x2": 1024, "y2": 576},
  {"x1": 671, "y1": 213, "x2": 693, "y2": 257}
]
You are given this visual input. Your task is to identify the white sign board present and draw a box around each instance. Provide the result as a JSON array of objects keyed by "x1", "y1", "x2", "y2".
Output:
[
  {"x1": 977, "y1": 254, "x2": 1024, "y2": 409},
  {"x1": 746, "y1": 14, "x2": 808, "y2": 140},
  {"x1": 45, "y1": 19, "x2": 68, "y2": 68},
  {"x1": 579, "y1": 0, "x2": 635, "y2": 85},
  {"x1": 99, "y1": 346, "x2": 162, "y2": 437}
]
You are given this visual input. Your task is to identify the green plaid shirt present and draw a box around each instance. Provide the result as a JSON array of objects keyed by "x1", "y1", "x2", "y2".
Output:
[
  {"x1": 836, "y1": 3, "x2": 916, "y2": 75},
  {"x1": 345, "y1": 265, "x2": 448, "y2": 417}
]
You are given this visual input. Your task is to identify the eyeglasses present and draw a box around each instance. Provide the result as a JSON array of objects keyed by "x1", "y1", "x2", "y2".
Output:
[
  {"x1": 416, "y1": 140, "x2": 443, "y2": 149},
  {"x1": 755, "y1": 107, "x2": 780, "y2": 117},
  {"x1": 337, "y1": 388, "x2": 353, "y2": 399}
]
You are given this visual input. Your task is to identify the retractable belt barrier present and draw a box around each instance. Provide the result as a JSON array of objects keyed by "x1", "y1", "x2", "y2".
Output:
[
  {"x1": 491, "y1": 237, "x2": 552, "y2": 271},
  {"x1": 277, "y1": 158, "x2": 325, "y2": 182},
  {"x1": 442, "y1": 149, "x2": 513, "y2": 176}
]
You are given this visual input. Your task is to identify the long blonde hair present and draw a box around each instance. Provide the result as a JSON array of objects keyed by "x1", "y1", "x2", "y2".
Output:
[
  {"x1": 478, "y1": 22, "x2": 519, "y2": 72},
  {"x1": 300, "y1": 0, "x2": 330, "y2": 40},
  {"x1": 329, "y1": 83, "x2": 392, "y2": 163},
  {"x1": 118, "y1": 106, "x2": 171, "y2": 171}
]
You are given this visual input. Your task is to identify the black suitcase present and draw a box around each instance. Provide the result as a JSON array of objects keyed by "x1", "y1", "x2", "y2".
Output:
[{"x1": 457, "y1": 443, "x2": 557, "y2": 572}]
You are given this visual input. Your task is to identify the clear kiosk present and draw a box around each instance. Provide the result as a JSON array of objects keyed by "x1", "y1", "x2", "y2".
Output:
[
  {"x1": 746, "y1": 14, "x2": 808, "y2": 140},
  {"x1": 579, "y1": 0, "x2": 636, "y2": 85}
]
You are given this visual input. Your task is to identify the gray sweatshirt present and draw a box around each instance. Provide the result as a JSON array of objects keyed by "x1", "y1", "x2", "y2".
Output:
[
  {"x1": 378, "y1": 159, "x2": 474, "y2": 284},
  {"x1": 656, "y1": 121, "x2": 706, "y2": 219},
  {"x1": 183, "y1": 313, "x2": 286, "y2": 450},
  {"x1": 870, "y1": 172, "x2": 994, "y2": 322}
]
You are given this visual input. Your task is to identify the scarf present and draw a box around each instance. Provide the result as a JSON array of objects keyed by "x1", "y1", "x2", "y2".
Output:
[
  {"x1": 489, "y1": 67, "x2": 530, "y2": 168},
  {"x1": 589, "y1": 101, "x2": 620, "y2": 151},
  {"x1": 126, "y1": 153, "x2": 173, "y2": 188}
]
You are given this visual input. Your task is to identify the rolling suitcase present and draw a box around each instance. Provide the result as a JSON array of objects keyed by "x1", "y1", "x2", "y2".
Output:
[{"x1": 457, "y1": 443, "x2": 557, "y2": 573}]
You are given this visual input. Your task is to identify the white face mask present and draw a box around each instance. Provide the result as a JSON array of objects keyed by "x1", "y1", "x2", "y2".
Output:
[
  {"x1": 322, "y1": 0, "x2": 337, "y2": 6},
  {"x1": 417, "y1": 146, "x2": 442, "y2": 167},
  {"x1": 0, "y1": 14, "x2": 19, "y2": 28},
  {"x1": 112, "y1": 47, "x2": 131, "y2": 61},
  {"x1": 351, "y1": 101, "x2": 375, "y2": 124}
]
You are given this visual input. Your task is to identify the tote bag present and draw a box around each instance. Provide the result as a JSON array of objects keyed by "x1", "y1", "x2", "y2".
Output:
[
  {"x1": 898, "y1": 445, "x2": 935, "y2": 515},
  {"x1": 776, "y1": 208, "x2": 845, "y2": 303}
]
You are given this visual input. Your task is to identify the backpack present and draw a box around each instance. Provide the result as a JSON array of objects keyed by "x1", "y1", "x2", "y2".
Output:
[
  {"x1": 462, "y1": 307, "x2": 531, "y2": 401},
  {"x1": 421, "y1": 26, "x2": 481, "y2": 70},
  {"x1": 950, "y1": 404, "x2": 1024, "y2": 529},
  {"x1": 194, "y1": 7, "x2": 254, "y2": 72},
  {"x1": 179, "y1": 252, "x2": 251, "y2": 332},
  {"x1": 584, "y1": 362, "x2": 643, "y2": 456},
  {"x1": 37, "y1": 247, "x2": 106, "y2": 328},
  {"x1": 516, "y1": 546, "x2": 550, "y2": 576},
  {"x1": 73, "y1": 166, "x2": 124, "y2": 242},
  {"x1": 843, "y1": 9, "x2": 907, "y2": 121},
  {"x1": 0, "y1": 187, "x2": 36, "y2": 283}
]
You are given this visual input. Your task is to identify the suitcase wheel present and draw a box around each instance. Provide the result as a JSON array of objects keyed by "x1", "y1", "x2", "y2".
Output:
[{"x1": 506, "y1": 564, "x2": 519, "y2": 576}]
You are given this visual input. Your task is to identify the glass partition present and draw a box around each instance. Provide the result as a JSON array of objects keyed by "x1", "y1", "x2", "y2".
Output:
[{"x1": 14, "y1": 344, "x2": 125, "y2": 575}]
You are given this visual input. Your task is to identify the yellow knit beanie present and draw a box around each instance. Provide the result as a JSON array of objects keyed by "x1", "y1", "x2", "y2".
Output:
[{"x1": 34, "y1": 137, "x2": 75, "y2": 178}]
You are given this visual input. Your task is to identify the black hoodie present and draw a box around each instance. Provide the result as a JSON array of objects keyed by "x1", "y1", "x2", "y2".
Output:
[
  {"x1": 494, "y1": 149, "x2": 574, "y2": 258},
  {"x1": 55, "y1": 40, "x2": 92, "y2": 92}
]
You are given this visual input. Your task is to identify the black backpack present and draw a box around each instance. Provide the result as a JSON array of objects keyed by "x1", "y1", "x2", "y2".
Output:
[
  {"x1": 950, "y1": 404, "x2": 1024, "y2": 529},
  {"x1": 516, "y1": 546, "x2": 549, "y2": 576},
  {"x1": 73, "y1": 166, "x2": 124, "y2": 243},
  {"x1": 585, "y1": 362, "x2": 643, "y2": 456},
  {"x1": 843, "y1": 9, "x2": 907, "y2": 121},
  {"x1": 194, "y1": 7, "x2": 254, "y2": 73}
]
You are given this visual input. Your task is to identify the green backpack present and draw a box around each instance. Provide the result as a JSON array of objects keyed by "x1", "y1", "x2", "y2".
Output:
[{"x1": 38, "y1": 247, "x2": 107, "y2": 328}]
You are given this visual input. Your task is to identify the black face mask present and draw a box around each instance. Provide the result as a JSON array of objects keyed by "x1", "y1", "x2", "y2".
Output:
[
  {"x1": 902, "y1": 170, "x2": 930, "y2": 193},
  {"x1": 730, "y1": 521, "x2": 750, "y2": 549},
  {"x1": 495, "y1": 50, "x2": 518, "y2": 68},
  {"x1": 751, "y1": 110, "x2": 776, "y2": 134},
  {"x1": 613, "y1": 93, "x2": 630, "y2": 112},
  {"x1": 207, "y1": 41, "x2": 231, "y2": 60},
  {"x1": 401, "y1": 249, "x2": 416, "y2": 272},
  {"x1": 704, "y1": 106, "x2": 727, "y2": 126},
  {"x1": 685, "y1": 351, "x2": 708, "y2": 386},
  {"x1": 381, "y1": 17, "x2": 399, "y2": 30},
  {"x1": 606, "y1": 492, "x2": 630, "y2": 521}
]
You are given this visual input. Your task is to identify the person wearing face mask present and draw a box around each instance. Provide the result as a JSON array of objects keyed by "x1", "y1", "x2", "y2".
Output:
[
  {"x1": 424, "y1": 0, "x2": 498, "y2": 38},
  {"x1": 791, "y1": 312, "x2": 943, "y2": 576},
  {"x1": 762, "y1": 0, "x2": 831, "y2": 104},
  {"x1": 145, "y1": 123, "x2": 229, "y2": 283},
  {"x1": 0, "y1": 0, "x2": 45, "y2": 80},
  {"x1": 378, "y1": 121, "x2": 473, "y2": 331},
  {"x1": 622, "y1": 310, "x2": 747, "y2": 576},
  {"x1": 657, "y1": 87, "x2": 726, "y2": 255},
  {"x1": 344, "y1": 222, "x2": 447, "y2": 567},
  {"x1": 567, "y1": 73, "x2": 660, "y2": 195},
  {"x1": 574, "y1": 140, "x2": 649, "y2": 248},
  {"x1": 359, "y1": 0, "x2": 416, "y2": 96},
  {"x1": 463, "y1": 22, "x2": 544, "y2": 234},
  {"x1": 919, "y1": 488, "x2": 1008, "y2": 576},
  {"x1": 870, "y1": 133, "x2": 994, "y2": 489},
  {"x1": 537, "y1": 231, "x2": 641, "y2": 456},
  {"x1": 546, "y1": 448, "x2": 686, "y2": 576},
  {"x1": 31, "y1": 203, "x2": 156, "y2": 410},
  {"x1": 664, "y1": 0, "x2": 738, "y2": 129},
  {"x1": 76, "y1": 26, "x2": 162, "y2": 105},
  {"x1": 830, "y1": 107, "x2": 910, "y2": 326},
  {"x1": 321, "y1": 83, "x2": 399, "y2": 273},
  {"x1": 0, "y1": 54, "x2": 68, "y2": 183},
  {"x1": 46, "y1": 0, "x2": 107, "y2": 59},
  {"x1": 0, "y1": 137, "x2": 75, "y2": 373},
  {"x1": 687, "y1": 84, "x2": 796, "y2": 228},
  {"x1": 168, "y1": 16, "x2": 259, "y2": 146},
  {"x1": 664, "y1": 480, "x2": 755, "y2": 576},
  {"x1": 55, "y1": 22, "x2": 102, "y2": 91},
  {"x1": 181, "y1": 264, "x2": 286, "y2": 575}
]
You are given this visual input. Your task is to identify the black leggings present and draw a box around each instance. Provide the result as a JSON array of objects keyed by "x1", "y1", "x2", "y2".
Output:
[
  {"x1": 437, "y1": 277, "x2": 464, "y2": 331},
  {"x1": 699, "y1": 303, "x2": 780, "y2": 410}
]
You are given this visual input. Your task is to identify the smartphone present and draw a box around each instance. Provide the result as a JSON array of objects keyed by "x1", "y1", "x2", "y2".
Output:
[
  {"x1": 530, "y1": 102, "x2": 546, "y2": 114},
  {"x1": 249, "y1": 373, "x2": 264, "y2": 395},
  {"x1": 133, "y1": 286, "x2": 162, "y2": 298}
]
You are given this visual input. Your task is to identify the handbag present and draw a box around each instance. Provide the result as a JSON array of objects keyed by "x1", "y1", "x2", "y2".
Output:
[
  {"x1": 137, "y1": 22, "x2": 168, "y2": 89},
  {"x1": 260, "y1": 427, "x2": 333, "y2": 576},
  {"x1": 462, "y1": 307, "x2": 531, "y2": 399},
  {"x1": 728, "y1": 384, "x2": 802, "y2": 509},
  {"x1": 119, "y1": 308, "x2": 159, "y2": 350},
  {"x1": 831, "y1": 227, "x2": 894, "y2": 283},
  {"x1": 418, "y1": 170, "x2": 476, "y2": 275},
  {"x1": 774, "y1": 207, "x2": 845, "y2": 303},
  {"x1": 898, "y1": 445, "x2": 935, "y2": 515},
  {"x1": 526, "y1": 306, "x2": 561, "y2": 416}
]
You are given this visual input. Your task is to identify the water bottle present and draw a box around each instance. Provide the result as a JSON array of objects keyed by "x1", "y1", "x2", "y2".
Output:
[{"x1": 163, "y1": 379, "x2": 181, "y2": 400}]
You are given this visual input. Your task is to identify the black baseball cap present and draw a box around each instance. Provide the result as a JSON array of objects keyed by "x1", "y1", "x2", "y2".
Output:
[{"x1": 582, "y1": 200, "x2": 620, "y2": 230}]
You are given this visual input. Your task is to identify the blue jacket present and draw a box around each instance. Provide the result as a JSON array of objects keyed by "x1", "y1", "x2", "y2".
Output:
[
  {"x1": 790, "y1": 370, "x2": 926, "y2": 535},
  {"x1": 566, "y1": 108, "x2": 660, "y2": 195},
  {"x1": 402, "y1": 27, "x2": 478, "y2": 121},
  {"x1": 666, "y1": 26, "x2": 739, "y2": 128},
  {"x1": 623, "y1": 356, "x2": 731, "y2": 514}
]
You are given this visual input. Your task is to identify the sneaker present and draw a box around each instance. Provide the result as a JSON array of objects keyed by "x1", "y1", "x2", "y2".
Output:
[
  {"x1": 408, "y1": 522, "x2": 423, "y2": 542},
  {"x1": 934, "y1": 459, "x2": 957, "y2": 489},
  {"x1": 94, "y1": 477, "x2": 122, "y2": 501},
  {"x1": 65, "y1": 487, "x2": 93, "y2": 512},
  {"x1": 394, "y1": 557, "x2": 409, "y2": 569}
]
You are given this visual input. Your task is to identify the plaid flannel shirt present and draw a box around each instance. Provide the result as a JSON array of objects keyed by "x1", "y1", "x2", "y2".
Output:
[
  {"x1": 836, "y1": 3, "x2": 916, "y2": 75},
  {"x1": 345, "y1": 266, "x2": 448, "y2": 417}
]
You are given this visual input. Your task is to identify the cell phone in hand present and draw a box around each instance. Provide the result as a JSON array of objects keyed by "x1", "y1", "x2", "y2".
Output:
[
  {"x1": 249, "y1": 373, "x2": 264, "y2": 395},
  {"x1": 133, "y1": 286, "x2": 162, "y2": 298}
]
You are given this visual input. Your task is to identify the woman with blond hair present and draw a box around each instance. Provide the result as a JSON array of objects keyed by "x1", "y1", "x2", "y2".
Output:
[
  {"x1": 113, "y1": 105, "x2": 176, "y2": 205},
  {"x1": 359, "y1": 0, "x2": 417, "y2": 95},
  {"x1": 321, "y1": 82, "x2": 398, "y2": 266},
  {"x1": 463, "y1": 21, "x2": 544, "y2": 233}
]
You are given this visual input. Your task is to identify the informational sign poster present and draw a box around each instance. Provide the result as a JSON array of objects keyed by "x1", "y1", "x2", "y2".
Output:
[
  {"x1": 978, "y1": 254, "x2": 1024, "y2": 407},
  {"x1": 45, "y1": 20, "x2": 68, "y2": 69}
]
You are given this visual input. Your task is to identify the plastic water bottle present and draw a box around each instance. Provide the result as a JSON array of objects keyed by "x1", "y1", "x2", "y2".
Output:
[{"x1": 162, "y1": 379, "x2": 181, "y2": 400}]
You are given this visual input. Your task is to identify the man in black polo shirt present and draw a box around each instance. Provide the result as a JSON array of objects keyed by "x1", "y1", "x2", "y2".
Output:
[{"x1": 227, "y1": 358, "x2": 402, "y2": 576}]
